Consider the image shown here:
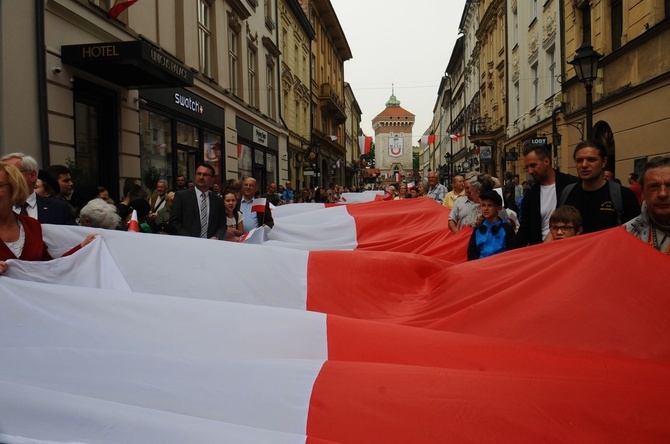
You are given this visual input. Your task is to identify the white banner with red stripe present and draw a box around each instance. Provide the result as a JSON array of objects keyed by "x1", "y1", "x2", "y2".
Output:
[{"x1": 1, "y1": 199, "x2": 670, "y2": 443}]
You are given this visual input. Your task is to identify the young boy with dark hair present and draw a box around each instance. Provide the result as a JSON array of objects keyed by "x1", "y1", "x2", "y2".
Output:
[
  {"x1": 544, "y1": 205, "x2": 583, "y2": 242},
  {"x1": 467, "y1": 191, "x2": 515, "y2": 260}
]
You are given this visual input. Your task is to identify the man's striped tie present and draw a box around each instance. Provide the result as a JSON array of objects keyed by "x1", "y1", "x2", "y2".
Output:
[{"x1": 200, "y1": 192, "x2": 208, "y2": 238}]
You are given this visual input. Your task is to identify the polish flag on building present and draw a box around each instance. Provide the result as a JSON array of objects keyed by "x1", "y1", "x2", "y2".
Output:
[
  {"x1": 450, "y1": 133, "x2": 466, "y2": 141},
  {"x1": 251, "y1": 198, "x2": 267, "y2": 212},
  {"x1": 329, "y1": 135, "x2": 338, "y2": 141},
  {"x1": 395, "y1": 172, "x2": 401, "y2": 182},
  {"x1": 237, "y1": 143, "x2": 243, "y2": 158},
  {"x1": 3, "y1": 206, "x2": 669, "y2": 443},
  {"x1": 358, "y1": 136, "x2": 372, "y2": 155},
  {"x1": 421, "y1": 134, "x2": 436, "y2": 147},
  {"x1": 108, "y1": 0, "x2": 139, "y2": 19}
]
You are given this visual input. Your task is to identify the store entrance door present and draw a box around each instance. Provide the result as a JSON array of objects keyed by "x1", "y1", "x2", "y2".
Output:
[
  {"x1": 73, "y1": 79, "x2": 118, "y2": 199},
  {"x1": 176, "y1": 147, "x2": 201, "y2": 183}
]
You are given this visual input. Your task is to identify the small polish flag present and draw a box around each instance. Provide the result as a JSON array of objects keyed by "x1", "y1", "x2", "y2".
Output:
[
  {"x1": 358, "y1": 136, "x2": 372, "y2": 155},
  {"x1": 127, "y1": 209, "x2": 140, "y2": 232},
  {"x1": 252, "y1": 198, "x2": 267, "y2": 213},
  {"x1": 407, "y1": 181, "x2": 415, "y2": 190},
  {"x1": 108, "y1": 0, "x2": 139, "y2": 19}
]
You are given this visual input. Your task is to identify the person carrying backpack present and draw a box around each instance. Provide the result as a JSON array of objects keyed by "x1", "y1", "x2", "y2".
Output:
[{"x1": 560, "y1": 140, "x2": 640, "y2": 234}]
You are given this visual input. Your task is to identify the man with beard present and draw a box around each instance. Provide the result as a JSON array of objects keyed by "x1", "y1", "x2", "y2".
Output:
[{"x1": 514, "y1": 144, "x2": 577, "y2": 246}]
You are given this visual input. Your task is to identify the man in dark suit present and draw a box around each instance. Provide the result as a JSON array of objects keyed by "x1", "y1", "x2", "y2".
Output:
[
  {"x1": 514, "y1": 144, "x2": 577, "y2": 247},
  {"x1": 169, "y1": 164, "x2": 226, "y2": 239},
  {"x1": 1, "y1": 153, "x2": 76, "y2": 225}
]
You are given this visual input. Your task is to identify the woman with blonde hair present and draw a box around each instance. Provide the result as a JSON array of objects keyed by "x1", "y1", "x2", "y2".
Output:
[{"x1": 0, "y1": 162, "x2": 95, "y2": 274}]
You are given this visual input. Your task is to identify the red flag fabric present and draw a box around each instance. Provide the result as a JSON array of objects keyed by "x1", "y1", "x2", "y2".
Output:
[
  {"x1": 251, "y1": 197, "x2": 267, "y2": 212},
  {"x1": 427, "y1": 134, "x2": 436, "y2": 145},
  {"x1": 108, "y1": 0, "x2": 139, "y2": 19}
]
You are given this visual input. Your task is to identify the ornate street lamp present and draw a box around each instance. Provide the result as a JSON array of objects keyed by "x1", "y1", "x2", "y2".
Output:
[{"x1": 568, "y1": 42, "x2": 603, "y2": 140}]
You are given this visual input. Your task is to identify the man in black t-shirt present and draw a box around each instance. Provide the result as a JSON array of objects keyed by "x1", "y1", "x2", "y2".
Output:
[{"x1": 563, "y1": 140, "x2": 640, "y2": 234}]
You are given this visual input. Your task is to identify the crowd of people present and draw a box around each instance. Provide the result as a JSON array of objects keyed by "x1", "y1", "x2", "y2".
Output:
[{"x1": 0, "y1": 142, "x2": 667, "y2": 273}]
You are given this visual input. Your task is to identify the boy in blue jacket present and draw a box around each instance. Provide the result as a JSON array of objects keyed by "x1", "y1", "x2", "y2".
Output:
[{"x1": 467, "y1": 191, "x2": 515, "y2": 260}]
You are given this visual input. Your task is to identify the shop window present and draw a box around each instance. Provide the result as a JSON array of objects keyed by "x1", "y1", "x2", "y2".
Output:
[
  {"x1": 140, "y1": 110, "x2": 173, "y2": 188},
  {"x1": 203, "y1": 131, "x2": 223, "y2": 179},
  {"x1": 177, "y1": 122, "x2": 199, "y2": 147},
  {"x1": 238, "y1": 144, "x2": 253, "y2": 179},
  {"x1": 266, "y1": 152, "x2": 277, "y2": 186}
]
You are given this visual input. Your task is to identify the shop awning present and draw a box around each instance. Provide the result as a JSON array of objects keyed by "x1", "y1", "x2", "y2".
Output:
[{"x1": 61, "y1": 41, "x2": 193, "y2": 89}]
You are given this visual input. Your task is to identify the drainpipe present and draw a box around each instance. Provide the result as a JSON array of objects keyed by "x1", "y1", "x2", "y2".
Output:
[{"x1": 36, "y1": 0, "x2": 50, "y2": 165}]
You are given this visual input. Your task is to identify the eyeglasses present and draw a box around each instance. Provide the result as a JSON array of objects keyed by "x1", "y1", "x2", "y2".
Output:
[{"x1": 550, "y1": 224, "x2": 575, "y2": 232}]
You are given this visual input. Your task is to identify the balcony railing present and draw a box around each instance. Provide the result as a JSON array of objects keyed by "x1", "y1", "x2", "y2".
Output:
[
  {"x1": 470, "y1": 117, "x2": 492, "y2": 136},
  {"x1": 318, "y1": 83, "x2": 346, "y2": 121}
]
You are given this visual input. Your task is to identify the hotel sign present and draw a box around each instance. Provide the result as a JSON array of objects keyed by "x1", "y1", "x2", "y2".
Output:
[{"x1": 62, "y1": 41, "x2": 194, "y2": 89}]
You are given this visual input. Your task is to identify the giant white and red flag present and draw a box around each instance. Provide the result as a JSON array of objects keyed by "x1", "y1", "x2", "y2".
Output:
[{"x1": 1, "y1": 198, "x2": 670, "y2": 443}]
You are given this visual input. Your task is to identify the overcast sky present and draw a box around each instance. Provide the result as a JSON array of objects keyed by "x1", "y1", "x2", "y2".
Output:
[{"x1": 332, "y1": 0, "x2": 467, "y2": 143}]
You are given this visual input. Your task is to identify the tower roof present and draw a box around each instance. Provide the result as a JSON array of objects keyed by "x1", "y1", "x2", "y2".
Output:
[
  {"x1": 373, "y1": 85, "x2": 415, "y2": 121},
  {"x1": 385, "y1": 85, "x2": 401, "y2": 107}
]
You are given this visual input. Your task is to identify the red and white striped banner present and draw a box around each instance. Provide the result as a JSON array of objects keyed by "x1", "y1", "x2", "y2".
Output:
[{"x1": 1, "y1": 199, "x2": 669, "y2": 442}]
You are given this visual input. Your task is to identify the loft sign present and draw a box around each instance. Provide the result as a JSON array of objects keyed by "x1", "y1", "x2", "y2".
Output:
[
  {"x1": 253, "y1": 126, "x2": 268, "y2": 147},
  {"x1": 175, "y1": 93, "x2": 204, "y2": 115},
  {"x1": 529, "y1": 137, "x2": 548, "y2": 145}
]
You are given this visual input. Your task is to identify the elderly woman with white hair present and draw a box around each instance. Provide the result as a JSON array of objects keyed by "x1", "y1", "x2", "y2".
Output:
[{"x1": 79, "y1": 198, "x2": 122, "y2": 230}]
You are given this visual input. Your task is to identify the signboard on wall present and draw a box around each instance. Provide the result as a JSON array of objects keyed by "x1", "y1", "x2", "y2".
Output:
[{"x1": 389, "y1": 136, "x2": 403, "y2": 158}]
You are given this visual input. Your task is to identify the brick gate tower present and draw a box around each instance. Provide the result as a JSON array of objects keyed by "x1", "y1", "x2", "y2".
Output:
[{"x1": 372, "y1": 87, "x2": 415, "y2": 185}]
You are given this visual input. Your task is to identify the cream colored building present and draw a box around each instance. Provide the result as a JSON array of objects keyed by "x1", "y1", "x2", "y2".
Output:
[
  {"x1": 300, "y1": 0, "x2": 351, "y2": 188},
  {"x1": 279, "y1": 0, "x2": 315, "y2": 191},
  {"x1": 504, "y1": 0, "x2": 564, "y2": 179},
  {"x1": 343, "y1": 82, "x2": 362, "y2": 189},
  {"x1": 468, "y1": 0, "x2": 507, "y2": 177},
  {"x1": 0, "y1": 0, "x2": 291, "y2": 200}
]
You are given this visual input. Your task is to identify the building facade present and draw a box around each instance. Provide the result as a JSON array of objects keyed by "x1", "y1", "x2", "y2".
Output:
[
  {"x1": 343, "y1": 82, "x2": 363, "y2": 189},
  {"x1": 504, "y1": 0, "x2": 564, "y2": 178},
  {"x1": 279, "y1": 0, "x2": 315, "y2": 192},
  {"x1": 300, "y1": 0, "x2": 351, "y2": 189},
  {"x1": 0, "y1": 0, "x2": 364, "y2": 201},
  {"x1": 560, "y1": 0, "x2": 670, "y2": 178}
]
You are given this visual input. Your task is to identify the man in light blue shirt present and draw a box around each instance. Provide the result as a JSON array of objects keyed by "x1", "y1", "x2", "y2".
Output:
[{"x1": 238, "y1": 177, "x2": 275, "y2": 233}]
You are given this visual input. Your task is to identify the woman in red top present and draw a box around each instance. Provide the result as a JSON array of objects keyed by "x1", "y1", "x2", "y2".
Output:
[{"x1": 0, "y1": 162, "x2": 95, "y2": 273}]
